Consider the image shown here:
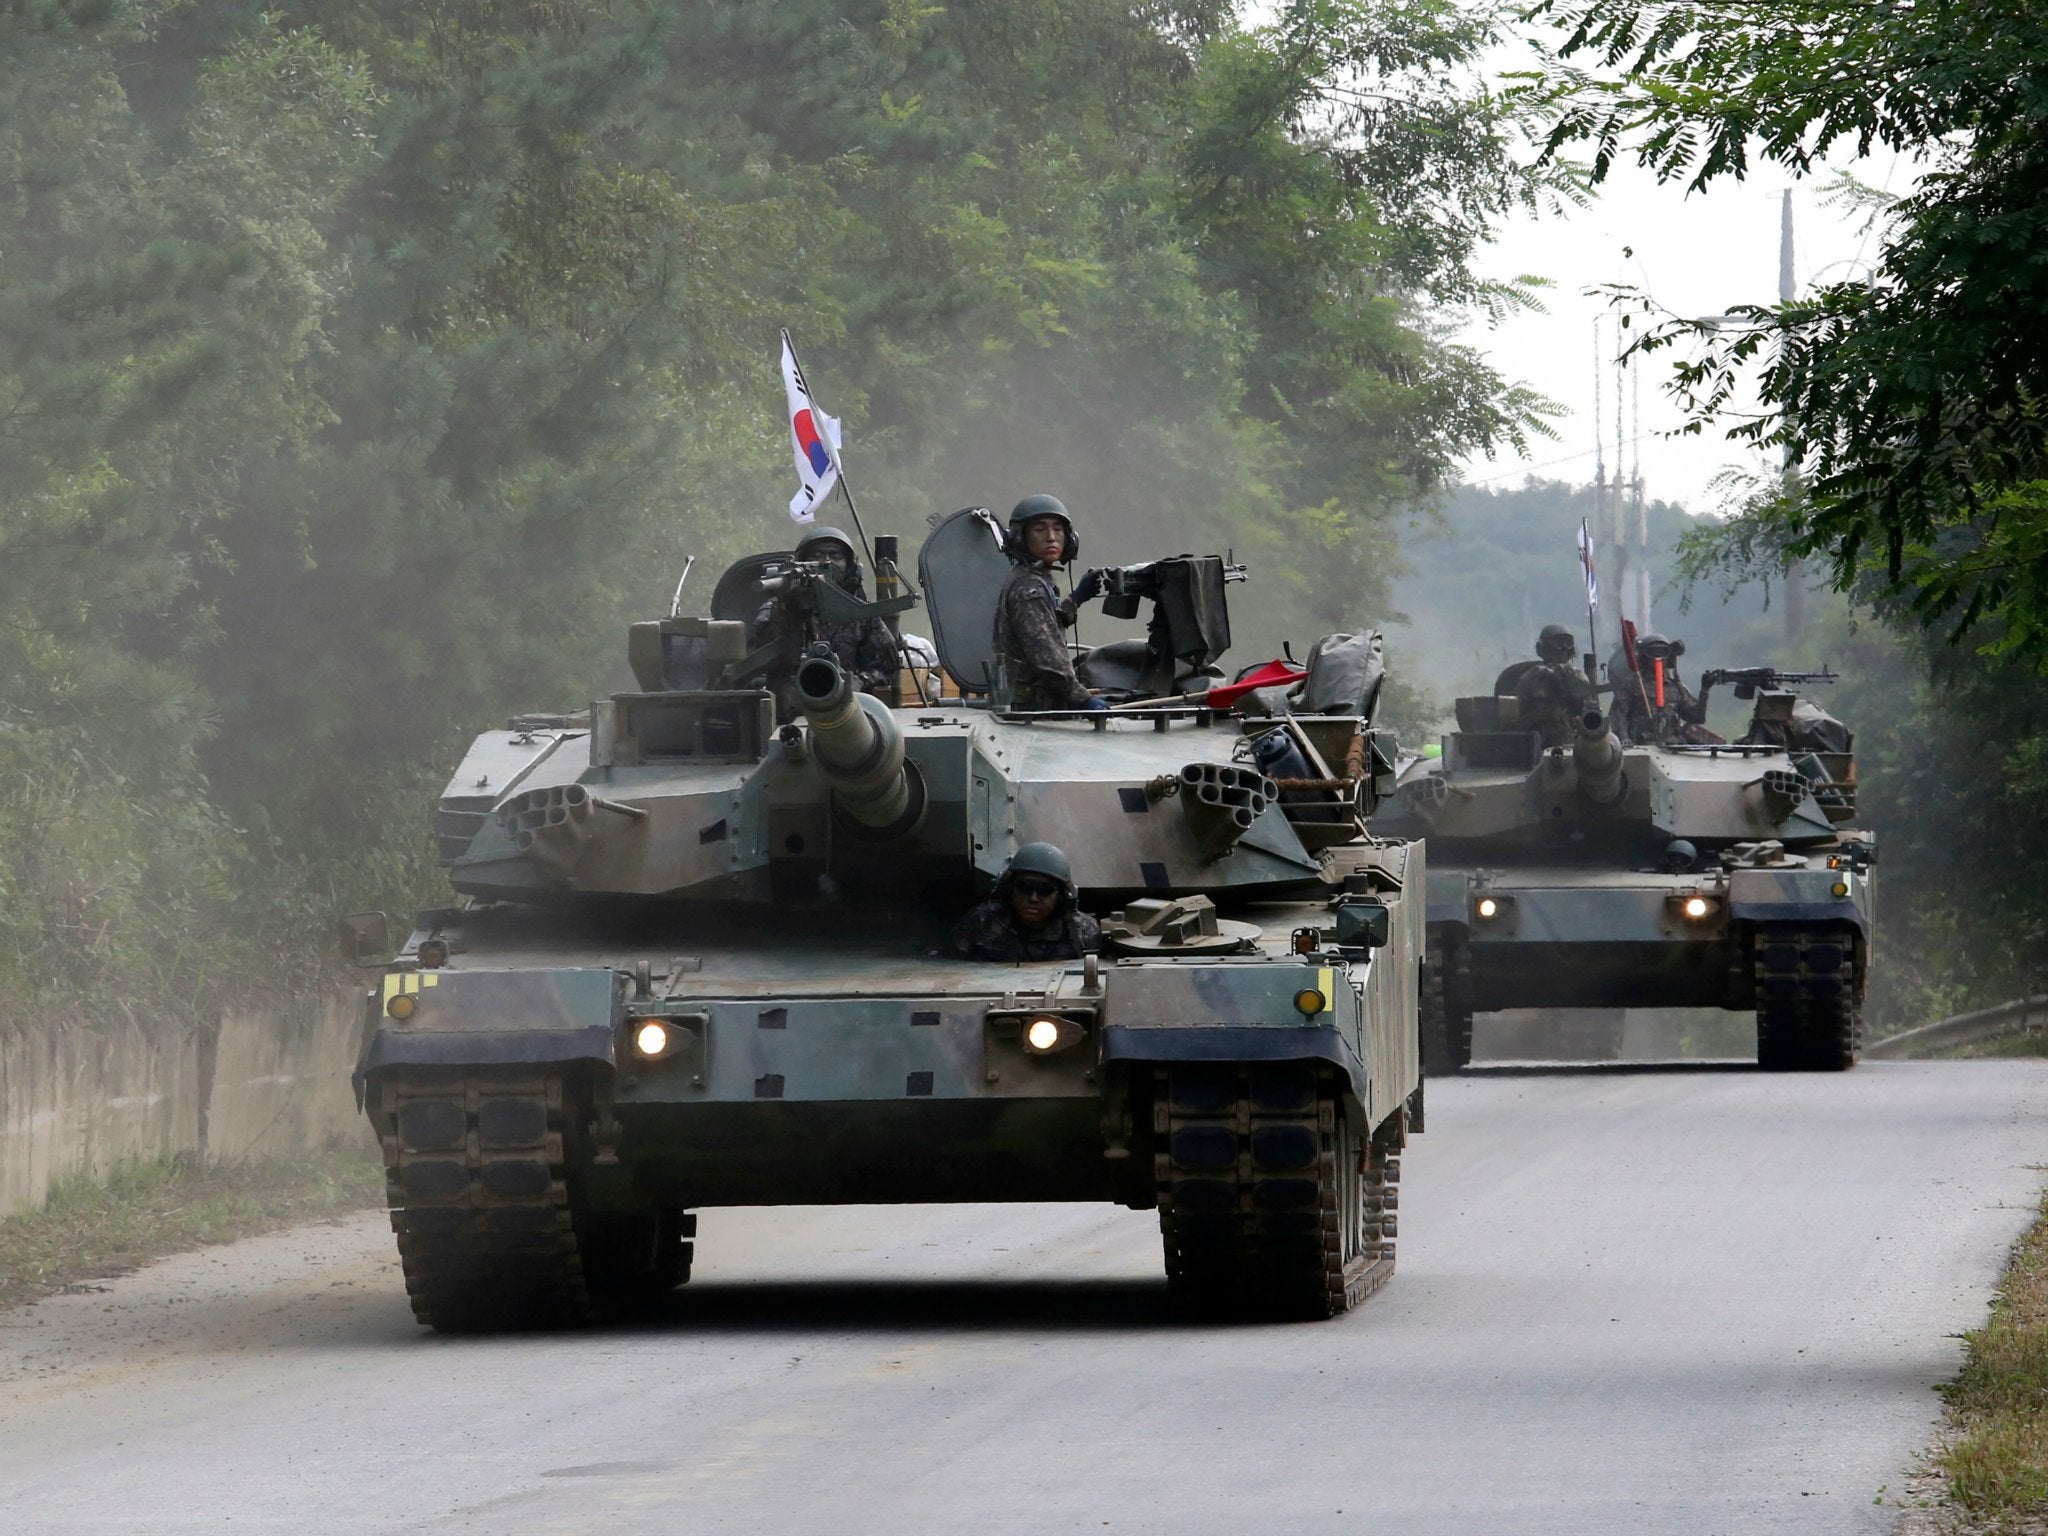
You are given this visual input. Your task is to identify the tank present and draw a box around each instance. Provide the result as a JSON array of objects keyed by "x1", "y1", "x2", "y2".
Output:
[
  {"x1": 1375, "y1": 663, "x2": 1875, "y2": 1075},
  {"x1": 348, "y1": 509, "x2": 1425, "y2": 1329}
]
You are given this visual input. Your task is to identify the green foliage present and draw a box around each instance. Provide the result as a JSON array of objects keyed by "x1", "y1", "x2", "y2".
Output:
[
  {"x1": 0, "y1": 0, "x2": 1546, "y2": 1020},
  {"x1": 1523, "y1": 0, "x2": 2048, "y2": 663}
]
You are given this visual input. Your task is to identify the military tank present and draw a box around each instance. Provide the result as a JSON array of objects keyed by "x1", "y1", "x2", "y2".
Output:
[
  {"x1": 1375, "y1": 661, "x2": 1874, "y2": 1074},
  {"x1": 347, "y1": 508, "x2": 1425, "y2": 1328}
]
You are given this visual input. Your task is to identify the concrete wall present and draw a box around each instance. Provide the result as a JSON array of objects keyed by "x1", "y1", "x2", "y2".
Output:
[{"x1": 0, "y1": 992, "x2": 370, "y2": 1219}]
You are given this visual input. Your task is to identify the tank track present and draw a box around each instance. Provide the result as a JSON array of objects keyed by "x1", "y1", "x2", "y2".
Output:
[
  {"x1": 1154, "y1": 1063, "x2": 1397, "y2": 1319},
  {"x1": 371, "y1": 1067, "x2": 596, "y2": 1331},
  {"x1": 1420, "y1": 931, "x2": 1475, "y2": 1076},
  {"x1": 1753, "y1": 927, "x2": 1862, "y2": 1072}
]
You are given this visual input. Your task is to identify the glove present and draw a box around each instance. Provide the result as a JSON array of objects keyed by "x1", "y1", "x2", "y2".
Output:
[
  {"x1": 1081, "y1": 696, "x2": 1112, "y2": 713},
  {"x1": 1070, "y1": 567, "x2": 1105, "y2": 604}
]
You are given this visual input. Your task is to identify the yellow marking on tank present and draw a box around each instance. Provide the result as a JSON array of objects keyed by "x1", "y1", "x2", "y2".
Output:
[
  {"x1": 379, "y1": 972, "x2": 440, "y2": 1000},
  {"x1": 1318, "y1": 966, "x2": 1334, "y2": 1012}
]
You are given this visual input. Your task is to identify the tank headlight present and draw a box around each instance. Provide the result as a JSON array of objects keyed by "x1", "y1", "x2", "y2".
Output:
[
  {"x1": 1293, "y1": 988, "x2": 1328, "y2": 1017},
  {"x1": 386, "y1": 993, "x2": 416, "y2": 1019},
  {"x1": 1683, "y1": 895, "x2": 1712, "y2": 920},
  {"x1": 1475, "y1": 897, "x2": 1499, "y2": 920},
  {"x1": 1017, "y1": 1014, "x2": 1086, "y2": 1055},
  {"x1": 634, "y1": 1020, "x2": 672, "y2": 1059},
  {"x1": 1831, "y1": 879, "x2": 1850, "y2": 898},
  {"x1": 416, "y1": 939, "x2": 449, "y2": 969}
]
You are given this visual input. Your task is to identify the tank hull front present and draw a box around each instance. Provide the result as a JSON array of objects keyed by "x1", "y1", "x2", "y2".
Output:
[
  {"x1": 1426, "y1": 860, "x2": 1871, "y2": 1014},
  {"x1": 353, "y1": 879, "x2": 1427, "y2": 1327}
]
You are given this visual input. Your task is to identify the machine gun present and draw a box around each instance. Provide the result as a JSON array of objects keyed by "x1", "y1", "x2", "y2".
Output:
[
  {"x1": 1097, "y1": 554, "x2": 1248, "y2": 614},
  {"x1": 712, "y1": 548, "x2": 917, "y2": 697},
  {"x1": 1698, "y1": 666, "x2": 1839, "y2": 704},
  {"x1": 1071, "y1": 554, "x2": 1247, "y2": 700}
]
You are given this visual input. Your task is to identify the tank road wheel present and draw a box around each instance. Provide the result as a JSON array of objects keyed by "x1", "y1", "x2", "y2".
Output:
[
  {"x1": 577, "y1": 1206, "x2": 697, "y2": 1311},
  {"x1": 1754, "y1": 928, "x2": 1863, "y2": 1072},
  {"x1": 1154, "y1": 1063, "x2": 1399, "y2": 1319},
  {"x1": 371, "y1": 1068, "x2": 594, "y2": 1331},
  {"x1": 1420, "y1": 932, "x2": 1475, "y2": 1077}
]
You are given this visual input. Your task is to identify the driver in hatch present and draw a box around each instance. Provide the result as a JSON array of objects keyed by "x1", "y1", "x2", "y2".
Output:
[{"x1": 945, "y1": 843, "x2": 1102, "y2": 962}]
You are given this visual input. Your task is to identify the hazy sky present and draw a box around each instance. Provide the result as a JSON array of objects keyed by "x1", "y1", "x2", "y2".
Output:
[{"x1": 1456, "y1": 154, "x2": 1905, "y2": 515}]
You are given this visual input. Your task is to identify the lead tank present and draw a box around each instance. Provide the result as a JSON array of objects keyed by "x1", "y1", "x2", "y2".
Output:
[
  {"x1": 1375, "y1": 665, "x2": 1875, "y2": 1073},
  {"x1": 350, "y1": 509, "x2": 1425, "y2": 1328}
]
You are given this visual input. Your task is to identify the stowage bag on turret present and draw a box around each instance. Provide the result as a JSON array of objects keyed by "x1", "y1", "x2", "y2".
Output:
[{"x1": 1301, "y1": 630, "x2": 1385, "y2": 718}]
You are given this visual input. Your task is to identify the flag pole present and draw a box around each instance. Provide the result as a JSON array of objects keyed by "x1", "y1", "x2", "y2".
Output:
[
  {"x1": 780, "y1": 329, "x2": 876, "y2": 571},
  {"x1": 782, "y1": 329, "x2": 927, "y2": 705}
]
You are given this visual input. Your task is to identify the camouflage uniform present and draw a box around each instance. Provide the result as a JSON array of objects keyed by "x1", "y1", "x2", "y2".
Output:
[
  {"x1": 751, "y1": 596, "x2": 897, "y2": 722},
  {"x1": 993, "y1": 565, "x2": 1089, "y2": 710},
  {"x1": 1513, "y1": 661, "x2": 1591, "y2": 747},
  {"x1": 1612, "y1": 671, "x2": 1719, "y2": 745},
  {"x1": 945, "y1": 897, "x2": 1102, "y2": 962}
]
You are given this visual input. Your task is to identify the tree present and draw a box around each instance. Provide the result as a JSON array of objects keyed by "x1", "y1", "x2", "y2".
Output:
[{"x1": 1525, "y1": 1, "x2": 2048, "y2": 663}]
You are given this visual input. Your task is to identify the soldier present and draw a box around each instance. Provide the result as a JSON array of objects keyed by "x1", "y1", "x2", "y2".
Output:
[
  {"x1": 945, "y1": 842, "x2": 1102, "y2": 962},
  {"x1": 752, "y1": 526, "x2": 898, "y2": 721},
  {"x1": 1612, "y1": 632, "x2": 1723, "y2": 745},
  {"x1": 992, "y1": 493, "x2": 1110, "y2": 712},
  {"x1": 1513, "y1": 624, "x2": 1591, "y2": 747}
]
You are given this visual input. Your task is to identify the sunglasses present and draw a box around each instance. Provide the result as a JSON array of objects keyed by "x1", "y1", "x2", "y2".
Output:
[{"x1": 1012, "y1": 878, "x2": 1062, "y2": 900}]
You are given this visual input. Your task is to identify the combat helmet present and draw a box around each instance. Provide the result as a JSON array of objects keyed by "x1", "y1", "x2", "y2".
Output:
[
  {"x1": 1003, "y1": 841, "x2": 1076, "y2": 911},
  {"x1": 795, "y1": 525, "x2": 858, "y2": 563},
  {"x1": 795, "y1": 525, "x2": 864, "y2": 592},
  {"x1": 1007, "y1": 494, "x2": 1079, "y2": 565},
  {"x1": 1536, "y1": 623, "x2": 1577, "y2": 663},
  {"x1": 1635, "y1": 632, "x2": 1685, "y2": 662}
]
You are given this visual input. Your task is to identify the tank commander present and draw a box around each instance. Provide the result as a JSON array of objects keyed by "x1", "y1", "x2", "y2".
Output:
[
  {"x1": 1612, "y1": 632, "x2": 1723, "y2": 745},
  {"x1": 1512, "y1": 624, "x2": 1591, "y2": 747},
  {"x1": 994, "y1": 494, "x2": 1110, "y2": 712},
  {"x1": 946, "y1": 842, "x2": 1102, "y2": 962},
  {"x1": 752, "y1": 525, "x2": 898, "y2": 720}
]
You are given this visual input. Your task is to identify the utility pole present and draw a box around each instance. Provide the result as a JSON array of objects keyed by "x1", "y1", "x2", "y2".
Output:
[
  {"x1": 1632, "y1": 363, "x2": 1650, "y2": 630},
  {"x1": 1781, "y1": 188, "x2": 1804, "y2": 641},
  {"x1": 1614, "y1": 348, "x2": 1630, "y2": 628},
  {"x1": 1592, "y1": 320, "x2": 1607, "y2": 647}
]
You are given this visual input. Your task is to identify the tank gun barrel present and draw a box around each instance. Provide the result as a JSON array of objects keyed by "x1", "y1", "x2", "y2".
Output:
[
  {"x1": 794, "y1": 651, "x2": 924, "y2": 836},
  {"x1": 1573, "y1": 708, "x2": 1626, "y2": 805}
]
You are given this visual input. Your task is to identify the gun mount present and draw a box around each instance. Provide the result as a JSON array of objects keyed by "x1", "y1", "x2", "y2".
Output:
[{"x1": 794, "y1": 649, "x2": 923, "y2": 837}]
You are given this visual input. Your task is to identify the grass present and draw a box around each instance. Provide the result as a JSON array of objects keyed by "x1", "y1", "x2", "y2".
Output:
[
  {"x1": 1939, "y1": 1187, "x2": 2048, "y2": 1525},
  {"x1": 0, "y1": 1140, "x2": 385, "y2": 1312}
]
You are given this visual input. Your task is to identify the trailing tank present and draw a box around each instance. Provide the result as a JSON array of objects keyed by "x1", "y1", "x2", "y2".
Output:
[
  {"x1": 349, "y1": 509, "x2": 1424, "y2": 1328},
  {"x1": 1375, "y1": 665, "x2": 1875, "y2": 1074}
]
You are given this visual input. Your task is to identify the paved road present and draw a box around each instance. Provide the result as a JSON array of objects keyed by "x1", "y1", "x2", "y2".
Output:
[{"x1": 3, "y1": 1061, "x2": 2045, "y2": 1536}]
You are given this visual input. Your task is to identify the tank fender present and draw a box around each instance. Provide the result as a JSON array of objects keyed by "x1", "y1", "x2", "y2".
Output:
[
  {"x1": 354, "y1": 966, "x2": 619, "y2": 1102},
  {"x1": 1102, "y1": 1023, "x2": 1367, "y2": 1105},
  {"x1": 1727, "y1": 866, "x2": 1871, "y2": 931}
]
